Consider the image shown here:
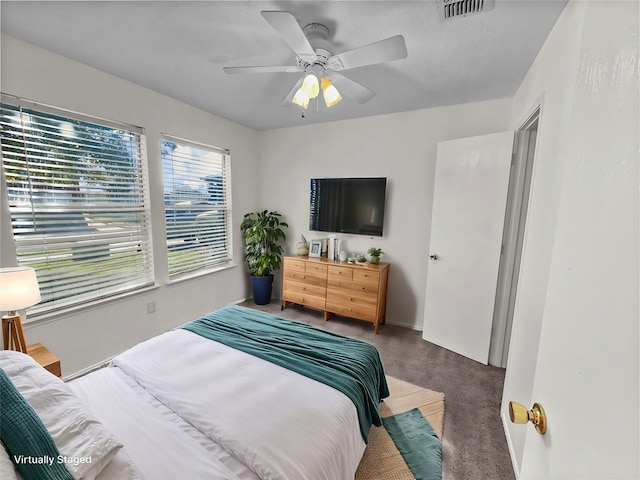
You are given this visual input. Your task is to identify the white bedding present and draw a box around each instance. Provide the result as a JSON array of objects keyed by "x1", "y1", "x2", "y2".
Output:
[
  {"x1": 69, "y1": 368, "x2": 242, "y2": 480},
  {"x1": 1, "y1": 315, "x2": 370, "y2": 479},
  {"x1": 110, "y1": 328, "x2": 367, "y2": 480}
]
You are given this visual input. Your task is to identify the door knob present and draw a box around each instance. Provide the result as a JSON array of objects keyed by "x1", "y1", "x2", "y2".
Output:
[
  {"x1": 429, "y1": 254, "x2": 439, "y2": 261},
  {"x1": 509, "y1": 401, "x2": 547, "y2": 435}
]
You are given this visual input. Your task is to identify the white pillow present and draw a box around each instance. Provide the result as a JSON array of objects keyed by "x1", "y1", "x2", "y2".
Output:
[
  {"x1": 0, "y1": 351, "x2": 122, "y2": 480},
  {"x1": 0, "y1": 443, "x2": 20, "y2": 480}
]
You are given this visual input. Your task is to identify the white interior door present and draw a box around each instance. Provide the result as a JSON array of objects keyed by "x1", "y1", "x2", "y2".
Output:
[
  {"x1": 503, "y1": 3, "x2": 639, "y2": 478},
  {"x1": 422, "y1": 132, "x2": 514, "y2": 364}
]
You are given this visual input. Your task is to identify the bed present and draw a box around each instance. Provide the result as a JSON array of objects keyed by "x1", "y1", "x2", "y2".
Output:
[{"x1": 0, "y1": 305, "x2": 389, "y2": 480}]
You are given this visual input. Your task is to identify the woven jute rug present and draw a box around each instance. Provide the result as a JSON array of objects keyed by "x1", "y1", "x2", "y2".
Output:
[{"x1": 355, "y1": 376, "x2": 445, "y2": 480}]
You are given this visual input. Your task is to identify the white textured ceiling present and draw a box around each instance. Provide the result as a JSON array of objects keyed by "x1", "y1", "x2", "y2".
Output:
[{"x1": 1, "y1": 1, "x2": 567, "y2": 130}]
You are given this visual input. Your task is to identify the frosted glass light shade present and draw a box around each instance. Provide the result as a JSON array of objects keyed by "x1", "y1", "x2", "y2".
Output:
[
  {"x1": 0, "y1": 267, "x2": 41, "y2": 312},
  {"x1": 321, "y1": 77, "x2": 342, "y2": 107},
  {"x1": 301, "y1": 74, "x2": 319, "y2": 99},
  {"x1": 292, "y1": 74, "x2": 320, "y2": 109},
  {"x1": 292, "y1": 88, "x2": 310, "y2": 109}
]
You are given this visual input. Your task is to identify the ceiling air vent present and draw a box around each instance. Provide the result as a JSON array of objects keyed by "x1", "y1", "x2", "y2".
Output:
[{"x1": 438, "y1": 0, "x2": 495, "y2": 20}]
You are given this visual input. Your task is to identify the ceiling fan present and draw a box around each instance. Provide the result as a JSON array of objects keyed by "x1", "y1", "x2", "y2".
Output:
[{"x1": 223, "y1": 11, "x2": 408, "y2": 110}]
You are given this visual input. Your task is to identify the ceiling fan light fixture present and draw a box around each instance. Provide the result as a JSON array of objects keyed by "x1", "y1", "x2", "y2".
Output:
[
  {"x1": 302, "y1": 73, "x2": 320, "y2": 98},
  {"x1": 321, "y1": 77, "x2": 342, "y2": 107},
  {"x1": 292, "y1": 88, "x2": 310, "y2": 109},
  {"x1": 292, "y1": 73, "x2": 319, "y2": 109}
]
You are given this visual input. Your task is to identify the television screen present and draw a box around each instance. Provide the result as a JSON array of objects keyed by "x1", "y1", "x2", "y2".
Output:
[{"x1": 309, "y1": 177, "x2": 387, "y2": 236}]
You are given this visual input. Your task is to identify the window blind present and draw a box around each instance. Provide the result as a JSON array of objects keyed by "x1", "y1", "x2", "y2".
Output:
[
  {"x1": 0, "y1": 96, "x2": 154, "y2": 315},
  {"x1": 161, "y1": 135, "x2": 232, "y2": 277}
]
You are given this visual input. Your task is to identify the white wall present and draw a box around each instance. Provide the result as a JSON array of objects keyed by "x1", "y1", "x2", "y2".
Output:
[
  {"x1": 503, "y1": 1, "x2": 639, "y2": 477},
  {"x1": 0, "y1": 33, "x2": 512, "y2": 372},
  {"x1": 258, "y1": 100, "x2": 512, "y2": 330},
  {"x1": 0, "y1": 35, "x2": 260, "y2": 376}
]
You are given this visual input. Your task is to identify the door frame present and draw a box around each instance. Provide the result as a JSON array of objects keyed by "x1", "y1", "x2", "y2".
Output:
[{"x1": 488, "y1": 107, "x2": 540, "y2": 367}]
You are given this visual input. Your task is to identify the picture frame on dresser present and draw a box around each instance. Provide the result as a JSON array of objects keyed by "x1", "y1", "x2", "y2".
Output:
[{"x1": 308, "y1": 239, "x2": 322, "y2": 257}]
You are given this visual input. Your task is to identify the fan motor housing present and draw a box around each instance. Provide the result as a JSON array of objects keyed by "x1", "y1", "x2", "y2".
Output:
[{"x1": 303, "y1": 23, "x2": 334, "y2": 58}]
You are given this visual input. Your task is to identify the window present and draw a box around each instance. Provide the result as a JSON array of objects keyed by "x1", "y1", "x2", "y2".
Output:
[
  {"x1": 0, "y1": 96, "x2": 154, "y2": 315},
  {"x1": 161, "y1": 135, "x2": 232, "y2": 277}
]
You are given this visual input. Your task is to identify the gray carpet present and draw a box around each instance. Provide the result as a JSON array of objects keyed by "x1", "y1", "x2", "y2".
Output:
[{"x1": 240, "y1": 300, "x2": 516, "y2": 480}]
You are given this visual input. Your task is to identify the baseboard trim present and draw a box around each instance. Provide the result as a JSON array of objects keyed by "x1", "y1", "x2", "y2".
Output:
[{"x1": 501, "y1": 411, "x2": 520, "y2": 479}]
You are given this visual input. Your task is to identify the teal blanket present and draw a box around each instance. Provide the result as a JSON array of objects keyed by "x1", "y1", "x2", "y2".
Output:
[
  {"x1": 383, "y1": 408, "x2": 442, "y2": 480},
  {"x1": 0, "y1": 369, "x2": 73, "y2": 480},
  {"x1": 181, "y1": 305, "x2": 389, "y2": 442}
]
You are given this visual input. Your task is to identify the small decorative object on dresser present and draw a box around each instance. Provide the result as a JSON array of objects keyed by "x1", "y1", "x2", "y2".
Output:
[
  {"x1": 282, "y1": 256, "x2": 390, "y2": 333},
  {"x1": 308, "y1": 239, "x2": 323, "y2": 258},
  {"x1": 295, "y1": 234, "x2": 309, "y2": 256},
  {"x1": 367, "y1": 247, "x2": 384, "y2": 264}
]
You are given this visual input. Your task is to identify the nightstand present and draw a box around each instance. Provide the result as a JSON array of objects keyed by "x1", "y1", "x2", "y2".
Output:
[{"x1": 27, "y1": 343, "x2": 61, "y2": 377}]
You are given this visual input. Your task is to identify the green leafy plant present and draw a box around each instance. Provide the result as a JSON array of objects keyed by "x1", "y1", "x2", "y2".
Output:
[
  {"x1": 367, "y1": 247, "x2": 384, "y2": 264},
  {"x1": 240, "y1": 210, "x2": 288, "y2": 276}
]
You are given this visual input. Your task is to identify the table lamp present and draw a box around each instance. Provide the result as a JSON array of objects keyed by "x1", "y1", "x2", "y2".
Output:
[{"x1": 0, "y1": 267, "x2": 41, "y2": 353}]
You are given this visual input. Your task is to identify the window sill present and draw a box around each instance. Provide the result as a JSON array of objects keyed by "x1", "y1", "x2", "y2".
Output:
[
  {"x1": 166, "y1": 261, "x2": 237, "y2": 286},
  {"x1": 23, "y1": 263, "x2": 237, "y2": 327},
  {"x1": 24, "y1": 284, "x2": 162, "y2": 327}
]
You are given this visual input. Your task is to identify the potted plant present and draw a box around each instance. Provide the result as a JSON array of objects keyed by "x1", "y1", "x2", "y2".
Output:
[
  {"x1": 367, "y1": 247, "x2": 384, "y2": 264},
  {"x1": 240, "y1": 210, "x2": 288, "y2": 305}
]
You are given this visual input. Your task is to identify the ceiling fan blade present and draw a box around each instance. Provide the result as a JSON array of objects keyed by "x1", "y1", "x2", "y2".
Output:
[
  {"x1": 223, "y1": 65, "x2": 301, "y2": 74},
  {"x1": 281, "y1": 78, "x2": 304, "y2": 107},
  {"x1": 328, "y1": 35, "x2": 408, "y2": 70},
  {"x1": 328, "y1": 73, "x2": 376, "y2": 104},
  {"x1": 261, "y1": 11, "x2": 317, "y2": 63}
]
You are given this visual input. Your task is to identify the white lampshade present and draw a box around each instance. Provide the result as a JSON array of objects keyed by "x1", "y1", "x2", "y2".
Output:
[
  {"x1": 321, "y1": 77, "x2": 342, "y2": 108},
  {"x1": 0, "y1": 267, "x2": 41, "y2": 312},
  {"x1": 292, "y1": 73, "x2": 320, "y2": 109}
]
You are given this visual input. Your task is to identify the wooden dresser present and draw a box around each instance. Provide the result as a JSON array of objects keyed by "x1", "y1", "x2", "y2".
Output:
[{"x1": 282, "y1": 256, "x2": 390, "y2": 333}]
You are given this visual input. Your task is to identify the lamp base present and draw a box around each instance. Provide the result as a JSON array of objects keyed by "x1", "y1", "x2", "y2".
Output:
[{"x1": 2, "y1": 313, "x2": 28, "y2": 353}]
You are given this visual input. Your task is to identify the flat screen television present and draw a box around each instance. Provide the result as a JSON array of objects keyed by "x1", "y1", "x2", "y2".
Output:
[{"x1": 309, "y1": 177, "x2": 387, "y2": 236}]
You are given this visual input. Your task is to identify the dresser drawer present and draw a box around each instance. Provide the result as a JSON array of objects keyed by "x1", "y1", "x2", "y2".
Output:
[
  {"x1": 326, "y1": 289, "x2": 377, "y2": 309},
  {"x1": 283, "y1": 270, "x2": 326, "y2": 287},
  {"x1": 284, "y1": 257, "x2": 306, "y2": 272},
  {"x1": 327, "y1": 277, "x2": 379, "y2": 296},
  {"x1": 305, "y1": 262, "x2": 328, "y2": 275},
  {"x1": 353, "y1": 269, "x2": 380, "y2": 284},
  {"x1": 327, "y1": 265, "x2": 353, "y2": 280},
  {"x1": 282, "y1": 290, "x2": 326, "y2": 310},
  {"x1": 326, "y1": 294, "x2": 377, "y2": 322},
  {"x1": 284, "y1": 280, "x2": 326, "y2": 297}
]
